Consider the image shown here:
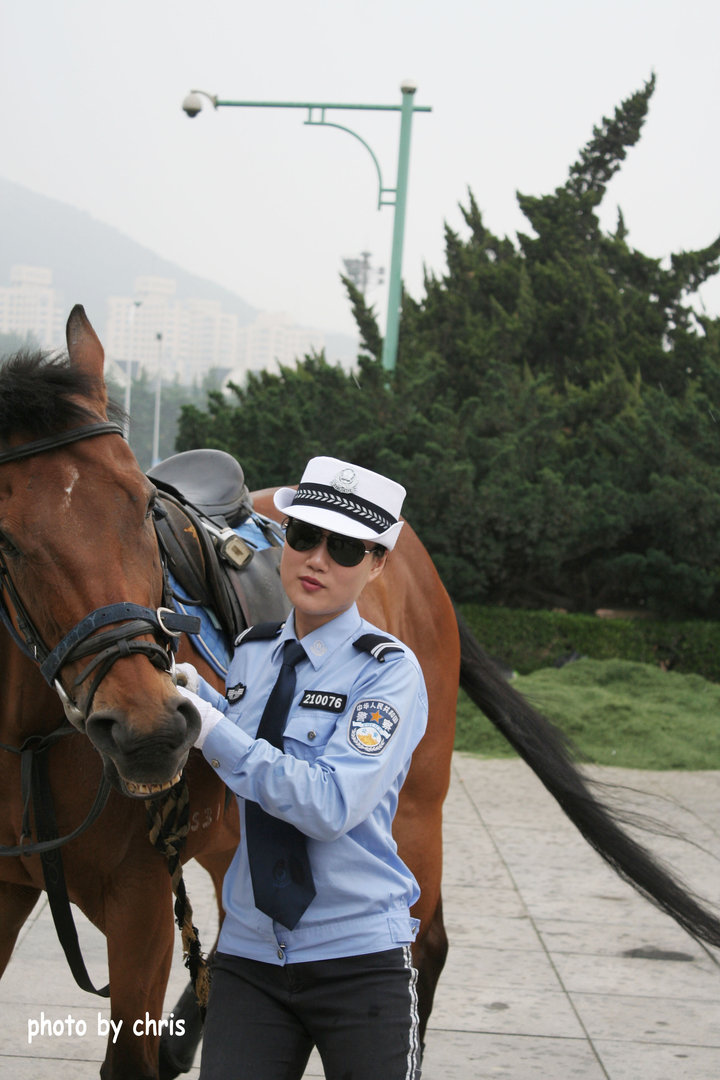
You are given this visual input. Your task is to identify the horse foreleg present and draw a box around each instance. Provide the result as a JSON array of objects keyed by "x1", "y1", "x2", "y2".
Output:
[
  {"x1": 0, "y1": 880, "x2": 42, "y2": 975},
  {"x1": 98, "y1": 867, "x2": 175, "y2": 1080},
  {"x1": 412, "y1": 892, "x2": 448, "y2": 1044},
  {"x1": 397, "y1": 794, "x2": 449, "y2": 1044}
]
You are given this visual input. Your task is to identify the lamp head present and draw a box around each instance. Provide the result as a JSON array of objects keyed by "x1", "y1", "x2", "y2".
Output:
[
  {"x1": 182, "y1": 92, "x2": 204, "y2": 118},
  {"x1": 400, "y1": 79, "x2": 417, "y2": 95}
]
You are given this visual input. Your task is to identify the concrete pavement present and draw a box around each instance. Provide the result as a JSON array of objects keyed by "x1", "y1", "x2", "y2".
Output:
[{"x1": 2, "y1": 754, "x2": 719, "y2": 1078}]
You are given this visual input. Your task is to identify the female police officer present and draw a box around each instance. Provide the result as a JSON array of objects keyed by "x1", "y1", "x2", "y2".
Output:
[{"x1": 176, "y1": 456, "x2": 427, "y2": 1080}]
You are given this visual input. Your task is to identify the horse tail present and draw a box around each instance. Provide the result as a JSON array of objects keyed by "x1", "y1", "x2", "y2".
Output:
[{"x1": 456, "y1": 609, "x2": 720, "y2": 949}]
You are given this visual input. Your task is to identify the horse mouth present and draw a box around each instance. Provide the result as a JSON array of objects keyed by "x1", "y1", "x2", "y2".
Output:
[{"x1": 121, "y1": 771, "x2": 183, "y2": 798}]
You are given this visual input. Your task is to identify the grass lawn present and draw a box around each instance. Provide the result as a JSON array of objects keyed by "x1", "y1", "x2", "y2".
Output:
[{"x1": 455, "y1": 657, "x2": 720, "y2": 770}]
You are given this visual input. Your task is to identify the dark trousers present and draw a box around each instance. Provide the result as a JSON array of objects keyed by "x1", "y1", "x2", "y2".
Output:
[{"x1": 199, "y1": 946, "x2": 421, "y2": 1080}]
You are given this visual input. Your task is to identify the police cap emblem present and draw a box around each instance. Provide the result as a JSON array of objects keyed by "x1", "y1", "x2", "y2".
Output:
[{"x1": 332, "y1": 467, "x2": 358, "y2": 494}]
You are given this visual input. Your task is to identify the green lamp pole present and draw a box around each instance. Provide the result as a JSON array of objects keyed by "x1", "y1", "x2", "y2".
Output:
[{"x1": 181, "y1": 82, "x2": 431, "y2": 373}]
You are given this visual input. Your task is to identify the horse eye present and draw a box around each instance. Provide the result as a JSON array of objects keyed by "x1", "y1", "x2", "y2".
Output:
[
  {"x1": 0, "y1": 529, "x2": 19, "y2": 557},
  {"x1": 145, "y1": 494, "x2": 167, "y2": 523},
  {"x1": 144, "y1": 493, "x2": 158, "y2": 520}
]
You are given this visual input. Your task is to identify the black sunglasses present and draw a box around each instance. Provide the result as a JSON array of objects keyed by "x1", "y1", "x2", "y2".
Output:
[{"x1": 283, "y1": 518, "x2": 383, "y2": 568}]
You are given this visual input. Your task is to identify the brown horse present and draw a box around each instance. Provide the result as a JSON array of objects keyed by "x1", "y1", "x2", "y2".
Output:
[
  {"x1": 3, "y1": 306, "x2": 720, "y2": 1080},
  {"x1": 0, "y1": 306, "x2": 455, "y2": 1078}
]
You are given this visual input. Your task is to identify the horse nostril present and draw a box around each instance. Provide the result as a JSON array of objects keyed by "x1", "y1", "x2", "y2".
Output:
[
  {"x1": 176, "y1": 696, "x2": 201, "y2": 744},
  {"x1": 85, "y1": 709, "x2": 122, "y2": 753}
]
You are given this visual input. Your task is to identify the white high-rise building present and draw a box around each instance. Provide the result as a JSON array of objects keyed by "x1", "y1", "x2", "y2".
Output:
[
  {"x1": 106, "y1": 277, "x2": 241, "y2": 385},
  {"x1": 234, "y1": 312, "x2": 325, "y2": 378},
  {"x1": 105, "y1": 280, "x2": 324, "y2": 387},
  {"x1": 177, "y1": 299, "x2": 238, "y2": 384},
  {"x1": 106, "y1": 277, "x2": 177, "y2": 381},
  {"x1": 0, "y1": 265, "x2": 64, "y2": 350}
]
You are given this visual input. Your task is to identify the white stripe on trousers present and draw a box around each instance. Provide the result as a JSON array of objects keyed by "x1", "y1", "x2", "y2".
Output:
[{"x1": 403, "y1": 945, "x2": 421, "y2": 1079}]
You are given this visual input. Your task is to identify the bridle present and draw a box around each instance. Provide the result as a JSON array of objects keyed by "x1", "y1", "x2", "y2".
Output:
[{"x1": 0, "y1": 421, "x2": 200, "y2": 729}]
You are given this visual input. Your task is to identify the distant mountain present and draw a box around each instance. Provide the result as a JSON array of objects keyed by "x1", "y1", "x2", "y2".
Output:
[
  {"x1": 0, "y1": 177, "x2": 358, "y2": 363},
  {"x1": 0, "y1": 176, "x2": 258, "y2": 331}
]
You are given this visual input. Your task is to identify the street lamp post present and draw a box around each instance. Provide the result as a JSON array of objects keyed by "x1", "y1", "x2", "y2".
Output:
[
  {"x1": 181, "y1": 82, "x2": 431, "y2": 373},
  {"x1": 152, "y1": 332, "x2": 163, "y2": 466},
  {"x1": 123, "y1": 299, "x2": 142, "y2": 439}
]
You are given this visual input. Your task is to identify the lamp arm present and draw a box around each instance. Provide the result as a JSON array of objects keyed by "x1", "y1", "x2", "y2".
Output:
[
  {"x1": 189, "y1": 89, "x2": 219, "y2": 108},
  {"x1": 303, "y1": 113, "x2": 393, "y2": 210}
]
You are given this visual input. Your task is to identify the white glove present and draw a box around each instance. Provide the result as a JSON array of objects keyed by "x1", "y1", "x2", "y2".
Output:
[
  {"x1": 176, "y1": 684, "x2": 223, "y2": 750},
  {"x1": 174, "y1": 661, "x2": 200, "y2": 694}
]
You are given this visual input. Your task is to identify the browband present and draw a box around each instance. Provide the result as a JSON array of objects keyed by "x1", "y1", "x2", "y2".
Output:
[{"x1": 0, "y1": 422, "x2": 125, "y2": 465}]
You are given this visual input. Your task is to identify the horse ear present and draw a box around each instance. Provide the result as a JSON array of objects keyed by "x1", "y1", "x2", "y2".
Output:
[{"x1": 66, "y1": 304, "x2": 109, "y2": 418}]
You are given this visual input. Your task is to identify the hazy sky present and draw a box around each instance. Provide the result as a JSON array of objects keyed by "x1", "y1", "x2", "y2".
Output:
[{"x1": 2, "y1": 0, "x2": 719, "y2": 342}]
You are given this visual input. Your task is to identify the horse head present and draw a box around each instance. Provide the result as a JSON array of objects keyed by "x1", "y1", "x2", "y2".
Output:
[{"x1": 0, "y1": 305, "x2": 201, "y2": 797}]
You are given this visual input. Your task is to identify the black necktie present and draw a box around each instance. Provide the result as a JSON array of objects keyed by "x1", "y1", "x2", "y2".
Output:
[{"x1": 245, "y1": 639, "x2": 317, "y2": 928}]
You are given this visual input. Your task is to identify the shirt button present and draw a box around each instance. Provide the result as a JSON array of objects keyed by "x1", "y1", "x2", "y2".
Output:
[
  {"x1": 308, "y1": 730, "x2": 317, "y2": 740},
  {"x1": 277, "y1": 948, "x2": 284, "y2": 960},
  {"x1": 211, "y1": 758, "x2": 220, "y2": 769}
]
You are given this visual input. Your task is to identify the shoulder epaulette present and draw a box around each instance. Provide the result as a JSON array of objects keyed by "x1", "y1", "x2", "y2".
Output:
[
  {"x1": 353, "y1": 633, "x2": 405, "y2": 662},
  {"x1": 234, "y1": 621, "x2": 285, "y2": 647}
]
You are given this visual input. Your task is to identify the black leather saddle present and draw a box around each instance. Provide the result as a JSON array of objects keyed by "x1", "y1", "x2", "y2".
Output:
[
  {"x1": 148, "y1": 450, "x2": 290, "y2": 639},
  {"x1": 148, "y1": 449, "x2": 253, "y2": 526}
]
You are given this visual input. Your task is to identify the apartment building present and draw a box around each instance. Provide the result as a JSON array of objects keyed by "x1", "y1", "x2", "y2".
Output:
[{"x1": 0, "y1": 265, "x2": 64, "y2": 350}]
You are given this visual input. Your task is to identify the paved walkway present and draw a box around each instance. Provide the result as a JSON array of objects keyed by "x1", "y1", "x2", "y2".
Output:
[{"x1": 2, "y1": 755, "x2": 719, "y2": 1078}]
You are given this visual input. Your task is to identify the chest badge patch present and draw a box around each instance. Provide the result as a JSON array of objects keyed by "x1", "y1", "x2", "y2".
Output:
[
  {"x1": 226, "y1": 682, "x2": 247, "y2": 704},
  {"x1": 348, "y1": 699, "x2": 400, "y2": 755}
]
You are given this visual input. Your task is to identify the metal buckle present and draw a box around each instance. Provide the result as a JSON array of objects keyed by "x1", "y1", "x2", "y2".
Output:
[{"x1": 157, "y1": 607, "x2": 183, "y2": 638}]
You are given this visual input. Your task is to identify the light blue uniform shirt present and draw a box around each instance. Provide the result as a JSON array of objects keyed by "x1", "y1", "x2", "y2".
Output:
[{"x1": 195, "y1": 604, "x2": 428, "y2": 965}]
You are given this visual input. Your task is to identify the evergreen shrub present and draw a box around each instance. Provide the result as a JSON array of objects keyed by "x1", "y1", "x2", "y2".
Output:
[{"x1": 459, "y1": 604, "x2": 720, "y2": 683}]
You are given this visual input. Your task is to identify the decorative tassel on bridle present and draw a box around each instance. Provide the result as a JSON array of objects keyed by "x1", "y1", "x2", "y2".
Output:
[{"x1": 145, "y1": 781, "x2": 211, "y2": 1014}]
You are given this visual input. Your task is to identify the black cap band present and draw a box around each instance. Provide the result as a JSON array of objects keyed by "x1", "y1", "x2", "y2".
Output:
[{"x1": 290, "y1": 483, "x2": 397, "y2": 533}]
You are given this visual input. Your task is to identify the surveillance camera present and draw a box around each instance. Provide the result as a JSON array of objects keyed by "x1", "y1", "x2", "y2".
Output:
[{"x1": 182, "y1": 92, "x2": 203, "y2": 118}]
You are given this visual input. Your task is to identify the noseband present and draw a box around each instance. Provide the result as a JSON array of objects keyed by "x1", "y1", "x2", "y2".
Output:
[{"x1": 0, "y1": 422, "x2": 200, "y2": 728}]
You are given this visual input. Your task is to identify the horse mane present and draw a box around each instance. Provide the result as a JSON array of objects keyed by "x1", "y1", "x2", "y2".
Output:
[{"x1": 0, "y1": 349, "x2": 121, "y2": 448}]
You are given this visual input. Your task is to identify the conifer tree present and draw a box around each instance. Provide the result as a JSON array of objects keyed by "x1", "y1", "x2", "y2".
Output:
[{"x1": 177, "y1": 77, "x2": 720, "y2": 616}]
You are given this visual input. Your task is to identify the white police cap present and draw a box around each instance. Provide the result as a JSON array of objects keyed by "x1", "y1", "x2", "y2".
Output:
[{"x1": 273, "y1": 456, "x2": 405, "y2": 550}]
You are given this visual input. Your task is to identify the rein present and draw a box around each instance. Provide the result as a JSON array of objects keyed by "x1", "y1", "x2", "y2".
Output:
[
  {"x1": 0, "y1": 726, "x2": 111, "y2": 856},
  {"x1": 0, "y1": 724, "x2": 112, "y2": 996},
  {"x1": 146, "y1": 784, "x2": 210, "y2": 1012}
]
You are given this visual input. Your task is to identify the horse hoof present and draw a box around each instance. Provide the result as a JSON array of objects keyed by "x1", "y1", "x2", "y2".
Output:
[{"x1": 158, "y1": 983, "x2": 204, "y2": 1078}]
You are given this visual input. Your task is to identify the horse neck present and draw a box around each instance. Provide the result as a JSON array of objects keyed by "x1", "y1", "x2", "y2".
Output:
[{"x1": 0, "y1": 626, "x2": 64, "y2": 744}]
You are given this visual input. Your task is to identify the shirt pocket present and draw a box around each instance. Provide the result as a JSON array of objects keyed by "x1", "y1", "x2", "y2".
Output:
[{"x1": 283, "y1": 710, "x2": 338, "y2": 758}]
